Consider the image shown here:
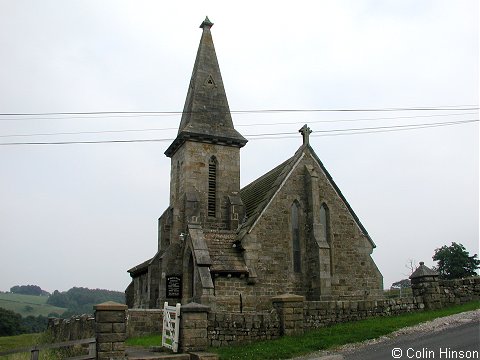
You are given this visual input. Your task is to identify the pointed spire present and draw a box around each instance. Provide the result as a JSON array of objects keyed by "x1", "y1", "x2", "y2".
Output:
[
  {"x1": 165, "y1": 18, "x2": 247, "y2": 157},
  {"x1": 200, "y1": 16, "x2": 214, "y2": 29}
]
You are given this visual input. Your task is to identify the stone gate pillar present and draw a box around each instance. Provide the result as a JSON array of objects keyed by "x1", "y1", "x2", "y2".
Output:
[
  {"x1": 272, "y1": 294, "x2": 305, "y2": 336},
  {"x1": 179, "y1": 302, "x2": 210, "y2": 352},
  {"x1": 410, "y1": 262, "x2": 440, "y2": 310},
  {"x1": 94, "y1": 301, "x2": 127, "y2": 360}
]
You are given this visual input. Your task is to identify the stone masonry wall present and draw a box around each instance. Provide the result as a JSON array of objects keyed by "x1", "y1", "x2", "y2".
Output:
[
  {"x1": 412, "y1": 277, "x2": 480, "y2": 310},
  {"x1": 48, "y1": 309, "x2": 164, "y2": 342},
  {"x1": 303, "y1": 298, "x2": 423, "y2": 330},
  {"x1": 439, "y1": 277, "x2": 480, "y2": 304},
  {"x1": 206, "y1": 277, "x2": 479, "y2": 347},
  {"x1": 207, "y1": 311, "x2": 280, "y2": 347},
  {"x1": 47, "y1": 315, "x2": 95, "y2": 342},
  {"x1": 126, "y1": 309, "x2": 163, "y2": 338},
  {"x1": 44, "y1": 278, "x2": 478, "y2": 352},
  {"x1": 239, "y1": 152, "x2": 383, "y2": 312}
]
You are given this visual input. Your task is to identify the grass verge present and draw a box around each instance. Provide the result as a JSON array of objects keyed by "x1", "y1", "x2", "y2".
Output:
[
  {"x1": 125, "y1": 334, "x2": 163, "y2": 347},
  {"x1": 212, "y1": 301, "x2": 479, "y2": 360},
  {"x1": 0, "y1": 333, "x2": 88, "y2": 360},
  {"x1": 0, "y1": 333, "x2": 42, "y2": 353}
]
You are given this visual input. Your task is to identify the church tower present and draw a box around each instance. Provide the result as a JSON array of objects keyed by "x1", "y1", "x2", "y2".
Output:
[{"x1": 164, "y1": 17, "x2": 247, "y2": 241}]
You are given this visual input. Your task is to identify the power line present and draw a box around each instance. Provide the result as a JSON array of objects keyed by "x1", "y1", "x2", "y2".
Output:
[
  {"x1": 0, "y1": 119, "x2": 476, "y2": 146},
  {"x1": 0, "y1": 105, "x2": 477, "y2": 120},
  {"x1": 0, "y1": 112, "x2": 476, "y2": 139},
  {"x1": 245, "y1": 119, "x2": 478, "y2": 137}
]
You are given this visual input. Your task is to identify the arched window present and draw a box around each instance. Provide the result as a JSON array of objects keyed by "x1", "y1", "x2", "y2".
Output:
[
  {"x1": 319, "y1": 203, "x2": 330, "y2": 244},
  {"x1": 319, "y1": 203, "x2": 333, "y2": 274},
  {"x1": 291, "y1": 201, "x2": 301, "y2": 273},
  {"x1": 208, "y1": 156, "x2": 217, "y2": 217}
]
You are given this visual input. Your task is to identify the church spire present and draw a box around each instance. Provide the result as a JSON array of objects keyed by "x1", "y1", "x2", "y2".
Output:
[{"x1": 165, "y1": 17, "x2": 247, "y2": 157}]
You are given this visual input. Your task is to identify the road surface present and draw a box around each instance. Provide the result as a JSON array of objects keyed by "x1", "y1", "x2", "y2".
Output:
[{"x1": 291, "y1": 310, "x2": 479, "y2": 360}]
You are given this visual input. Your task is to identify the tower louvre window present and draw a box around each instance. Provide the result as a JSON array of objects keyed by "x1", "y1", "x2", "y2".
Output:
[{"x1": 208, "y1": 156, "x2": 217, "y2": 217}]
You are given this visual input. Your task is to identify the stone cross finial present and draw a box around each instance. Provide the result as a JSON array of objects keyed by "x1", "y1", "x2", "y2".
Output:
[
  {"x1": 299, "y1": 124, "x2": 312, "y2": 145},
  {"x1": 200, "y1": 16, "x2": 214, "y2": 29}
]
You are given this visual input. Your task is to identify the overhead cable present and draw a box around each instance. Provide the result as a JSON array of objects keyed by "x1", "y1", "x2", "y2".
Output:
[{"x1": 0, "y1": 119, "x2": 476, "y2": 146}]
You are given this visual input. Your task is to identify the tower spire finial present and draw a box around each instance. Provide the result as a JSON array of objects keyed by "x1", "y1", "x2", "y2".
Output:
[
  {"x1": 299, "y1": 124, "x2": 312, "y2": 145},
  {"x1": 200, "y1": 16, "x2": 214, "y2": 29}
]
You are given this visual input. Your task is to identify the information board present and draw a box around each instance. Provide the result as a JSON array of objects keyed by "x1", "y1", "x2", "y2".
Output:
[{"x1": 166, "y1": 275, "x2": 182, "y2": 298}]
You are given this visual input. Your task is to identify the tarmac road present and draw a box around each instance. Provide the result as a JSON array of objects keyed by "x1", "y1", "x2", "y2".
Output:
[
  {"x1": 342, "y1": 320, "x2": 479, "y2": 360},
  {"x1": 292, "y1": 311, "x2": 480, "y2": 360}
]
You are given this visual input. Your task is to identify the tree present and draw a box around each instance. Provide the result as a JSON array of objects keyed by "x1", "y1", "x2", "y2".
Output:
[
  {"x1": 0, "y1": 307, "x2": 24, "y2": 336},
  {"x1": 391, "y1": 279, "x2": 411, "y2": 289},
  {"x1": 404, "y1": 259, "x2": 418, "y2": 276},
  {"x1": 10, "y1": 285, "x2": 46, "y2": 296},
  {"x1": 47, "y1": 287, "x2": 125, "y2": 317},
  {"x1": 433, "y1": 242, "x2": 480, "y2": 279}
]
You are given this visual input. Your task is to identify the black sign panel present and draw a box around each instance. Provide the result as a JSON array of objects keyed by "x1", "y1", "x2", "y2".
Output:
[{"x1": 166, "y1": 275, "x2": 182, "y2": 298}]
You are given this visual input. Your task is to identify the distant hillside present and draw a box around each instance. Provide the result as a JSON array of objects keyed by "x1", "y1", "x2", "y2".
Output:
[
  {"x1": 47, "y1": 287, "x2": 125, "y2": 317},
  {"x1": 0, "y1": 293, "x2": 66, "y2": 317}
]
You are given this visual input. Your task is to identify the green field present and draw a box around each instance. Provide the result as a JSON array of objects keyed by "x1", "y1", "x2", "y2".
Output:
[{"x1": 0, "y1": 293, "x2": 66, "y2": 317}]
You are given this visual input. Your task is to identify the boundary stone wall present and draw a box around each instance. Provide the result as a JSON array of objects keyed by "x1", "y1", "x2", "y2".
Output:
[
  {"x1": 48, "y1": 308, "x2": 164, "y2": 342},
  {"x1": 44, "y1": 275, "x2": 479, "y2": 355},
  {"x1": 126, "y1": 308, "x2": 163, "y2": 338},
  {"x1": 440, "y1": 277, "x2": 480, "y2": 304},
  {"x1": 304, "y1": 297, "x2": 422, "y2": 330},
  {"x1": 47, "y1": 315, "x2": 95, "y2": 342},
  {"x1": 207, "y1": 311, "x2": 280, "y2": 347}
]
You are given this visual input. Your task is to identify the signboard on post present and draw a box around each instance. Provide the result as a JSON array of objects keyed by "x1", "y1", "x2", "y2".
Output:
[{"x1": 166, "y1": 275, "x2": 182, "y2": 298}]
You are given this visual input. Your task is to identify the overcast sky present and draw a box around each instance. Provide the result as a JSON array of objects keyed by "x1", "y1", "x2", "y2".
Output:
[{"x1": 0, "y1": 0, "x2": 478, "y2": 294}]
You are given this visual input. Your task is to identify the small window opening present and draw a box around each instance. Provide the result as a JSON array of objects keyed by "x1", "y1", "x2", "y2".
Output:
[{"x1": 208, "y1": 156, "x2": 217, "y2": 217}]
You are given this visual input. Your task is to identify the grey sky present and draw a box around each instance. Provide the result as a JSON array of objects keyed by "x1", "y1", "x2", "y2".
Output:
[{"x1": 0, "y1": 0, "x2": 478, "y2": 293}]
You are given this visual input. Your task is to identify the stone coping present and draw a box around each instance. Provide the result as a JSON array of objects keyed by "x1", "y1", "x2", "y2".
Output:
[
  {"x1": 94, "y1": 301, "x2": 128, "y2": 311},
  {"x1": 181, "y1": 302, "x2": 211, "y2": 313}
]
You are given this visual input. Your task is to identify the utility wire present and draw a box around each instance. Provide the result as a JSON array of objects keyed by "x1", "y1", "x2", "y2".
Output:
[
  {"x1": 0, "y1": 119, "x2": 476, "y2": 146},
  {"x1": 0, "y1": 112, "x2": 476, "y2": 139},
  {"x1": 0, "y1": 105, "x2": 478, "y2": 120}
]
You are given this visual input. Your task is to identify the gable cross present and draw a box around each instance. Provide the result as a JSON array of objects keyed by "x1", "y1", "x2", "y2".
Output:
[{"x1": 299, "y1": 124, "x2": 312, "y2": 145}]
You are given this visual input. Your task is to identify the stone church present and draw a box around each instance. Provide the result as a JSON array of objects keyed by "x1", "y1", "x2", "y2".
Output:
[{"x1": 126, "y1": 18, "x2": 383, "y2": 312}]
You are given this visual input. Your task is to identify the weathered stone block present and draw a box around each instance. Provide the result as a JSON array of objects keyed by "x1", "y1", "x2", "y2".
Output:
[
  {"x1": 96, "y1": 323, "x2": 112, "y2": 333},
  {"x1": 97, "y1": 332, "x2": 126, "y2": 343},
  {"x1": 98, "y1": 342, "x2": 112, "y2": 352},
  {"x1": 112, "y1": 323, "x2": 126, "y2": 333},
  {"x1": 96, "y1": 311, "x2": 125, "y2": 324}
]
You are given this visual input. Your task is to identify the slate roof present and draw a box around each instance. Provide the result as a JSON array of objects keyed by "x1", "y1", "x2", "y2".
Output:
[
  {"x1": 238, "y1": 144, "x2": 375, "y2": 248},
  {"x1": 127, "y1": 257, "x2": 152, "y2": 276},
  {"x1": 127, "y1": 251, "x2": 161, "y2": 276},
  {"x1": 238, "y1": 147, "x2": 302, "y2": 239},
  {"x1": 203, "y1": 230, "x2": 248, "y2": 274},
  {"x1": 410, "y1": 262, "x2": 439, "y2": 279}
]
